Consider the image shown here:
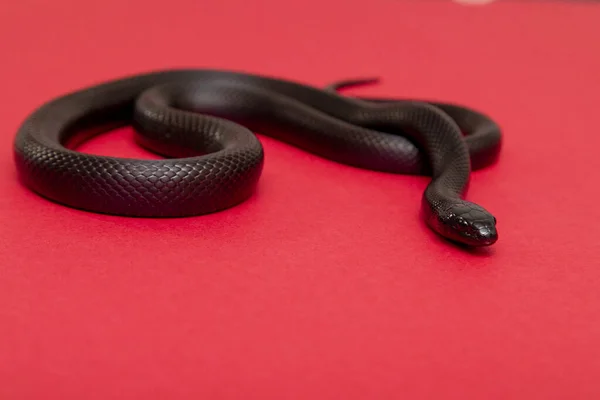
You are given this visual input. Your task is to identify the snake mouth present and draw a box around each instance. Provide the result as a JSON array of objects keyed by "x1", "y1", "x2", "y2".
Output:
[{"x1": 458, "y1": 225, "x2": 498, "y2": 246}]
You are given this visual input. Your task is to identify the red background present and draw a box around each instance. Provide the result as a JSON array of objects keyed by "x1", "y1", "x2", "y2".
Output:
[{"x1": 1, "y1": 0, "x2": 600, "y2": 398}]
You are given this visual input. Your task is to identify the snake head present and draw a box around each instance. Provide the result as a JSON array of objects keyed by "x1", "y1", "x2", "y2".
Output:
[
  {"x1": 424, "y1": 200, "x2": 498, "y2": 247},
  {"x1": 442, "y1": 203, "x2": 498, "y2": 246}
]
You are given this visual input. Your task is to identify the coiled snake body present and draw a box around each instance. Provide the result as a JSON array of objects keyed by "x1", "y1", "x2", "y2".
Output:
[{"x1": 14, "y1": 69, "x2": 501, "y2": 246}]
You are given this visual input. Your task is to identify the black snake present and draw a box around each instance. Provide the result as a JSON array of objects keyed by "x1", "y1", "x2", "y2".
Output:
[{"x1": 13, "y1": 69, "x2": 502, "y2": 247}]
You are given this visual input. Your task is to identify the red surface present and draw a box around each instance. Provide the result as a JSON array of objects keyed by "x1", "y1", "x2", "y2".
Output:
[{"x1": 1, "y1": 0, "x2": 600, "y2": 398}]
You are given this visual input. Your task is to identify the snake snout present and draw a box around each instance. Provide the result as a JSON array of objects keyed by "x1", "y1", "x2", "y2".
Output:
[
  {"x1": 471, "y1": 223, "x2": 498, "y2": 246},
  {"x1": 455, "y1": 217, "x2": 498, "y2": 246}
]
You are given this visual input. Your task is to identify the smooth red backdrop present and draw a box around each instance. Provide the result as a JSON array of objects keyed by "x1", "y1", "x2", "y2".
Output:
[{"x1": 1, "y1": 0, "x2": 599, "y2": 398}]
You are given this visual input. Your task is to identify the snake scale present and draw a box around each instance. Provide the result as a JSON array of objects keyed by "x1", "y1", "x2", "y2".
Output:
[{"x1": 13, "y1": 69, "x2": 502, "y2": 247}]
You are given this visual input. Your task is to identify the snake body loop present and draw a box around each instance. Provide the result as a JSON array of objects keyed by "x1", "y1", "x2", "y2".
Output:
[{"x1": 14, "y1": 69, "x2": 501, "y2": 246}]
